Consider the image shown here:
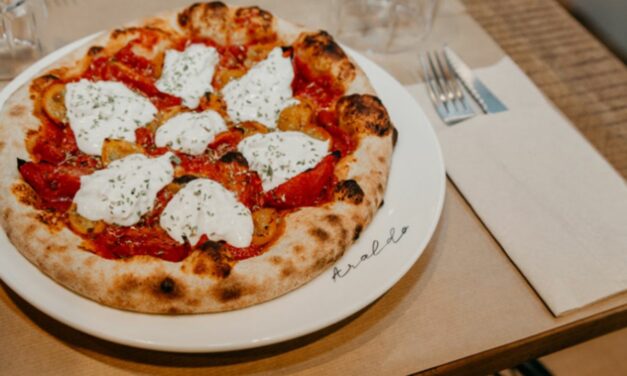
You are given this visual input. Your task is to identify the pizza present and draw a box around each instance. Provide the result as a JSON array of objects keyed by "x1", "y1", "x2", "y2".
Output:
[{"x1": 0, "y1": 2, "x2": 396, "y2": 313}]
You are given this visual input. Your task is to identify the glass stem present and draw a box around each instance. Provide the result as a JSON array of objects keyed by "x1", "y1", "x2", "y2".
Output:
[{"x1": 1, "y1": 12, "x2": 16, "y2": 56}]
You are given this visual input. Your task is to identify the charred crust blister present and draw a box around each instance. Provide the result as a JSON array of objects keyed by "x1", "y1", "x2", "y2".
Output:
[
  {"x1": 204, "y1": 1, "x2": 228, "y2": 12},
  {"x1": 198, "y1": 239, "x2": 223, "y2": 252},
  {"x1": 177, "y1": 8, "x2": 190, "y2": 26},
  {"x1": 198, "y1": 240, "x2": 231, "y2": 278},
  {"x1": 353, "y1": 224, "x2": 363, "y2": 241},
  {"x1": 215, "y1": 284, "x2": 243, "y2": 302},
  {"x1": 324, "y1": 214, "x2": 341, "y2": 225},
  {"x1": 335, "y1": 179, "x2": 365, "y2": 204},
  {"x1": 41, "y1": 73, "x2": 59, "y2": 81},
  {"x1": 309, "y1": 227, "x2": 330, "y2": 242},
  {"x1": 338, "y1": 94, "x2": 393, "y2": 137},
  {"x1": 219, "y1": 151, "x2": 248, "y2": 167},
  {"x1": 295, "y1": 31, "x2": 355, "y2": 85},
  {"x1": 87, "y1": 46, "x2": 104, "y2": 56},
  {"x1": 300, "y1": 31, "x2": 346, "y2": 59},
  {"x1": 178, "y1": 2, "x2": 228, "y2": 29},
  {"x1": 235, "y1": 6, "x2": 272, "y2": 21},
  {"x1": 159, "y1": 277, "x2": 175, "y2": 294}
]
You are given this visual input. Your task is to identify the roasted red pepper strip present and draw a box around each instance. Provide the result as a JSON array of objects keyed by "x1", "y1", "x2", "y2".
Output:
[
  {"x1": 31, "y1": 122, "x2": 78, "y2": 164},
  {"x1": 18, "y1": 160, "x2": 91, "y2": 211},
  {"x1": 180, "y1": 153, "x2": 264, "y2": 210},
  {"x1": 209, "y1": 129, "x2": 244, "y2": 150},
  {"x1": 264, "y1": 154, "x2": 337, "y2": 209},
  {"x1": 104, "y1": 63, "x2": 182, "y2": 109},
  {"x1": 82, "y1": 57, "x2": 109, "y2": 80},
  {"x1": 113, "y1": 43, "x2": 156, "y2": 77},
  {"x1": 317, "y1": 110, "x2": 355, "y2": 157},
  {"x1": 83, "y1": 56, "x2": 181, "y2": 109},
  {"x1": 92, "y1": 225, "x2": 190, "y2": 262}
]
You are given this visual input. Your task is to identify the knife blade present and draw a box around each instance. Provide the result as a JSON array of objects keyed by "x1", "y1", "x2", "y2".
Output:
[{"x1": 443, "y1": 46, "x2": 507, "y2": 114}]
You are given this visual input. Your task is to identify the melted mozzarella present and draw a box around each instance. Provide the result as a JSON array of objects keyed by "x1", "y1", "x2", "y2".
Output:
[
  {"x1": 73, "y1": 153, "x2": 175, "y2": 226},
  {"x1": 65, "y1": 79, "x2": 157, "y2": 155},
  {"x1": 237, "y1": 131, "x2": 329, "y2": 191},
  {"x1": 160, "y1": 179, "x2": 253, "y2": 247},
  {"x1": 222, "y1": 47, "x2": 298, "y2": 128},
  {"x1": 156, "y1": 44, "x2": 219, "y2": 108},
  {"x1": 155, "y1": 110, "x2": 227, "y2": 155}
]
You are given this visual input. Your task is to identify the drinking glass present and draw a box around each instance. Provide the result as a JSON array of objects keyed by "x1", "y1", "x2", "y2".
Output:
[
  {"x1": 332, "y1": 0, "x2": 436, "y2": 54},
  {"x1": 1, "y1": 0, "x2": 47, "y2": 79}
]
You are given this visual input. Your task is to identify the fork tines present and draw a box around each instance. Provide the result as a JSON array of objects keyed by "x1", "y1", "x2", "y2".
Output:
[{"x1": 420, "y1": 50, "x2": 475, "y2": 125}]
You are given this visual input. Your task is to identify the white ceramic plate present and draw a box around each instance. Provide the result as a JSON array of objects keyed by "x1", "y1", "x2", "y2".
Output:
[{"x1": 0, "y1": 35, "x2": 445, "y2": 352}]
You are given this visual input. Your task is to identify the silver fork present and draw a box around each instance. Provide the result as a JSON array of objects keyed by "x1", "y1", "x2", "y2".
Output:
[{"x1": 420, "y1": 50, "x2": 475, "y2": 125}]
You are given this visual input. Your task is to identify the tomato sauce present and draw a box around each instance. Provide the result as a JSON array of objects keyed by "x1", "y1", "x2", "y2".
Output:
[{"x1": 20, "y1": 25, "x2": 355, "y2": 263}]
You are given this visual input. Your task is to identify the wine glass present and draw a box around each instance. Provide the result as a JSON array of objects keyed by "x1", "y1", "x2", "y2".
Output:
[
  {"x1": 332, "y1": 0, "x2": 436, "y2": 54},
  {"x1": 0, "y1": 0, "x2": 47, "y2": 79}
]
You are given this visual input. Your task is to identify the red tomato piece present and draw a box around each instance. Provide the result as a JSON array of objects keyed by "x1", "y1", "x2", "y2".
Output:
[
  {"x1": 104, "y1": 63, "x2": 181, "y2": 109},
  {"x1": 32, "y1": 122, "x2": 79, "y2": 164},
  {"x1": 141, "y1": 187, "x2": 177, "y2": 227},
  {"x1": 92, "y1": 226, "x2": 190, "y2": 262},
  {"x1": 291, "y1": 58, "x2": 342, "y2": 109},
  {"x1": 218, "y1": 161, "x2": 264, "y2": 209},
  {"x1": 113, "y1": 43, "x2": 156, "y2": 77},
  {"x1": 82, "y1": 57, "x2": 109, "y2": 80},
  {"x1": 317, "y1": 110, "x2": 355, "y2": 157},
  {"x1": 179, "y1": 154, "x2": 264, "y2": 210},
  {"x1": 18, "y1": 161, "x2": 91, "y2": 211},
  {"x1": 264, "y1": 154, "x2": 337, "y2": 209},
  {"x1": 179, "y1": 154, "x2": 220, "y2": 178},
  {"x1": 218, "y1": 45, "x2": 248, "y2": 69},
  {"x1": 209, "y1": 129, "x2": 244, "y2": 150}
]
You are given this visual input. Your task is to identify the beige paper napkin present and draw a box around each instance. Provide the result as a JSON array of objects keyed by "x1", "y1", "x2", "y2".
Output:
[{"x1": 407, "y1": 58, "x2": 627, "y2": 316}]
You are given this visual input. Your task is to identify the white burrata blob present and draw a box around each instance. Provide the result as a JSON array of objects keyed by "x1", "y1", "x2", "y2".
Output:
[
  {"x1": 73, "y1": 152, "x2": 175, "y2": 226},
  {"x1": 159, "y1": 179, "x2": 253, "y2": 247},
  {"x1": 237, "y1": 131, "x2": 329, "y2": 191},
  {"x1": 222, "y1": 47, "x2": 298, "y2": 128},
  {"x1": 65, "y1": 79, "x2": 157, "y2": 156},
  {"x1": 156, "y1": 44, "x2": 220, "y2": 109},
  {"x1": 155, "y1": 110, "x2": 227, "y2": 155}
]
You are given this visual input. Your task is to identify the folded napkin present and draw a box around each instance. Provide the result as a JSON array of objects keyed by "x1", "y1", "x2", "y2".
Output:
[{"x1": 407, "y1": 58, "x2": 627, "y2": 316}]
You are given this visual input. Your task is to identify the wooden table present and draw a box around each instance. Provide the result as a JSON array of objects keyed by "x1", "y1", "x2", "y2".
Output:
[{"x1": 0, "y1": 0, "x2": 625, "y2": 374}]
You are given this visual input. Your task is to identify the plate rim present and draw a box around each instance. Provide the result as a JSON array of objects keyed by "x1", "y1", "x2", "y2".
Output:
[{"x1": 0, "y1": 34, "x2": 445, "y2": 353}]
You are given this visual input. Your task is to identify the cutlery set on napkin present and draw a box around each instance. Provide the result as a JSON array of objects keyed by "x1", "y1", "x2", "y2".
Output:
[
  {"x1": 420, "y1": 46, "x2": 506, "y2": 124},
  {"x1": 412, "y1": 46, "x2": 627, "y2": 316}
]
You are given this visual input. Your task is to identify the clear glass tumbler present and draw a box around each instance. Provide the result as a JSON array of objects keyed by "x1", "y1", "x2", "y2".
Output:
[
  {"x1": 333, "y1": 0, "x2": 436, "y2": 54},
  {"x1": 1, "y1": 0, "x2": 47, "y2": 79}
]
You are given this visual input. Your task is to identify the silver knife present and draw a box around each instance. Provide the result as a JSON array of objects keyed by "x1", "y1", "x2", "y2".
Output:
[{"x1": 443, "y1": 46, "x2": 507, "y2": 114}]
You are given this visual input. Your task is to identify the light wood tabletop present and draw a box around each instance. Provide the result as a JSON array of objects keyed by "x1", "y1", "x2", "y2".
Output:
[{"x1": 0, "y1": 0, "x2": 625, "y2": 374}]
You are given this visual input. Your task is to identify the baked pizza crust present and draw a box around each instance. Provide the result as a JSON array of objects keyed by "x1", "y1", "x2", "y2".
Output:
[{"x1": 0, "y1": 2, "x2": 395, "y2": 313}]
